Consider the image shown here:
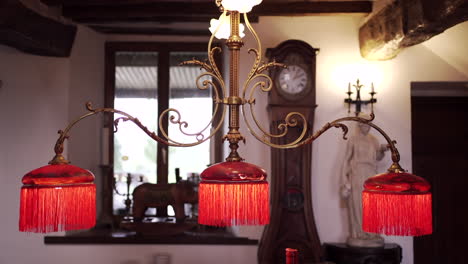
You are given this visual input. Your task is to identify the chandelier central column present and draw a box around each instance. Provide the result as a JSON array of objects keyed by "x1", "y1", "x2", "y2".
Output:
[{"x1": 225, "y1": 11, "x2": 245, "y2": 162}]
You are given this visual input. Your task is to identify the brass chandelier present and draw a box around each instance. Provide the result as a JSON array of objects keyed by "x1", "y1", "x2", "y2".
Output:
[{"x1": 19, "y1": 0, "x2": 432, "y2": 236}]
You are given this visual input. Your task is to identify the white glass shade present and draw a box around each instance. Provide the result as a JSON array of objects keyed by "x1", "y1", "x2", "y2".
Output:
[
  {"x1": 221, "y1": 0, "x2": 262, "y2": 13},
  {"x1": 209, "y1": 13, "x2": 245, "y2": 40}
]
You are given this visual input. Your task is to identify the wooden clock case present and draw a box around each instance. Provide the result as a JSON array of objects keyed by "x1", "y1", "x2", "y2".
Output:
[{"x1": 258, "y1": 39, "x2": 322, "y2": 264}]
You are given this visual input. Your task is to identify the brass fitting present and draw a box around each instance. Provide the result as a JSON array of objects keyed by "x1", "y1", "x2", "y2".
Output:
[{"x1": 223, "y1": 96, "x2": 245, "y2": 105}]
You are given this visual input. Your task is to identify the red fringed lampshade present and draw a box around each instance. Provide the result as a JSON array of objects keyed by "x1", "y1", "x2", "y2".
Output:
[
  {"x1": 362, "y1": 171, "x2": 432, "y2": 236},
  {"x1": 198, "y1": 161, "x2": 269, "y2": 226},
  {"x1": 19, "y1": 164, "x2": 96, "y2": 233}
]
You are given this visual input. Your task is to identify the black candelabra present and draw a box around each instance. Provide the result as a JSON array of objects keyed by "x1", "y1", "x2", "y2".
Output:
[{"x1": 344, "y1": 79, "x2": 377, "y2": 116}]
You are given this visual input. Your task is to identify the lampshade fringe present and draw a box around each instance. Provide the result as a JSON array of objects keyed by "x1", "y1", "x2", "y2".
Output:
[
  {"x1": 198, "y1": 182, "x2": 269, "y2": 226},
  {"x1": 19, "y1": 184, "x2": 96, "y2": 233},
  {"x1": 362, "y1": 191, "x2": 432, "y2": 236}
]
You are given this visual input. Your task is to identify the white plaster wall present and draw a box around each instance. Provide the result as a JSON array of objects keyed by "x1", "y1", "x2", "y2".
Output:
[
  {"x1": 1, "y1": 14, "x2": 467, "y2": 264},
  {"x1": 235, "y1": 15, "x2": 468, "y2": 264},
  {"x1": 67, "y1": 26, "x2": 106, "y2": 215},
  {"x1": 0, "y1": 44, "x2": 71, "y2": 262},
  {"x1": 423, "y1": 21, "x2": 468, "y2": 77}
]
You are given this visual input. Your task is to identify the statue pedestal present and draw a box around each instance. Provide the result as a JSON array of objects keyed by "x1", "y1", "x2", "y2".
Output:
[{"x1": 323, "y1": 243, "x2": 402, "y2": 264}]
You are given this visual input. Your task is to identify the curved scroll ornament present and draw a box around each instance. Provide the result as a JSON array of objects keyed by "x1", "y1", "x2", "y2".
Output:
[
  {"x1": 157, "y1": 71, "x2": 226, "y2": 146},
  {"x1": 49, "y1": 98, "x2": 227, "y2": 164},
  {"x1": 240, "y1": 13, "x2": 310, "y2": 148},
  {"x1": 235, "y1": 13, "x2": 402, "y2": 159},
  {"x1": 300, "y1": 113, "x2": 403, "y2": 171},
  {"x1": 52, "y1": 12, "x2": 231, "y2": 163},
  {"x1": 156, "y1": 16, "x2": 228, "y2": 146}
]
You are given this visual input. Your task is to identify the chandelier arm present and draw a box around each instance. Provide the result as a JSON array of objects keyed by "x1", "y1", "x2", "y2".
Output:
[
  {"x1": 50, "y1": 101, "x2": 227, "y2": 165},
  {"x1": 242, "y1": 13, "x2": 286, "y2": 96},
  {"x1": 207, "y1": 11, "x2": 226, "y2": 83},
  {"x1": 243, "y1": 112, "x2": 403, "y2": 172},
  {"x1": 179, "y1": 59, "x2": 213, "y2": 73},
  {"x1": 247, "y1": 110, "x2": 308, "y2": 148},
  {"x1": 241, "y1": 74, "x2": 307, "y2": 142},
  {"x1": 157, "y1": 72, "x2": 226, "y2": 145},
  {"x1": 360, "y1": 120, "x2": 402, "y2": 171},
  {"x1": 242, "y1": 13, "x2": 262, "y2": 92},
  {"x1": 161, "y1": 3, "x2": 227, "y2": 148},
  {"x1": 157, "y1": 105, "x2": 227, "y2": 146},
  {"x1": 49, "y1": 102, "x2": 173, "y2": 164},
  {"x1": 240, "y1": 12, "x2": 291, "y2": 142},
  {"x1": 242, "y1": 78, "x2": 308, "y2": 149},
  {"x1": 256, "y1": 61, "x2": 287, "y2": 74},
  {"x1": 238, "y1": 13, "x2": 400, "y2": 167},
  {"x1": 244, "y1": 75, "x2": 274, "y2": 136},
  {"x1": 208, "y1": 47, "x2": 224, "y2": 85},
  {"x1": 298, "y1": 114, "x2": 403, "y2": 172},
  {"x1": 276, "y1": 112, "x2": 308, "y2": 143},
  {"x1": 245, "y1": 49, "x2": 261, "y2": 84}
]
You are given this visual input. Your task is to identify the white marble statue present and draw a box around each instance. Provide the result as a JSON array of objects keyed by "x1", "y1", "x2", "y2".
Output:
[{"x1": 340, "y1": 122, "x2": 388, "y2": 247}]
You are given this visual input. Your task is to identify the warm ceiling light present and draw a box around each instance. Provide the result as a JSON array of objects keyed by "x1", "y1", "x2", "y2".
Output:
[
  {"x1": 198, "y1": 161, "x2": 269, "y2": 226},
  {"x1": 221, "y1": 0, "x2": 262, "y2": 13},
  {"x1": 19, "y1": 163, "x2": 96, "y2": 233},
  {"x1": 209, "y1": 12, "x2": 245, "y2": 40},
  {"x1": 363, "y1": 171, "x2": 432, "y2": 236}
]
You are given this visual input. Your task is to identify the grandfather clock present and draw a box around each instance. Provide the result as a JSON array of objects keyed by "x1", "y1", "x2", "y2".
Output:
[{"x1": 258, "y1": 40, "x2": 321, "y2": 264}]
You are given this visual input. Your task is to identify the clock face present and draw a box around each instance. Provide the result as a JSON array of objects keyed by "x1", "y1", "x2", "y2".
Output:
[{"x1": 278, "y1": 65, "x2": 308, "y2": 95}]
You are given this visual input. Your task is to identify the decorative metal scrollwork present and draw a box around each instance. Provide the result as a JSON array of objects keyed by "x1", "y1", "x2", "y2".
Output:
[
  {"x1": 51, "y1": 8, "x2": 403, "y2": 173},
  {"x1": 156, "y1": 16, "x2": 227, "y2": 147},
  {"x1": 239, "y1": 13, "x2": 309, "y2": 149}
]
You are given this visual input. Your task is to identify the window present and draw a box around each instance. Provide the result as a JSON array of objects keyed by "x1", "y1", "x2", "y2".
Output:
[{"x1": 104, "y1": 42, "x2": 223, "y2": 223}]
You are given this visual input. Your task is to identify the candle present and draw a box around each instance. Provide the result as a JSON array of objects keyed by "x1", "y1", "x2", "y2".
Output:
[
  {"x1": 371, "y1": 82, "x2": 375, "y2": 93},
  {"x1": 348, "y1": 82, "x2": 351, "y2": 93},
  {"x1": 286, "y1": 248, "x2": 298, "y2": 264}
]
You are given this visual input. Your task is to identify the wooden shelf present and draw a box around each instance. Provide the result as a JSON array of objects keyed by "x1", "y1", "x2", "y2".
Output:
[{"x1": 44, "y1": 229, "x2": 259, "y2": 245}]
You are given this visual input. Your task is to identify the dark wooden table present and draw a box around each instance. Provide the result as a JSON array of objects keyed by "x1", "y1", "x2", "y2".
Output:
[{"x1": 323, "y1": 243, "x2": 402, "y2": 264}]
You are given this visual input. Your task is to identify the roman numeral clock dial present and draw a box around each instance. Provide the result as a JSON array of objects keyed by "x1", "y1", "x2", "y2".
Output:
[{"x1": 279, "y1": 65, "x2": 308, "y2": 95}]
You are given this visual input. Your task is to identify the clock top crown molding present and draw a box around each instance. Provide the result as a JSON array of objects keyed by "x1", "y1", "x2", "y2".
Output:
[{"x1": 266, "y1": 39, "x2": 320, "y2": 61}]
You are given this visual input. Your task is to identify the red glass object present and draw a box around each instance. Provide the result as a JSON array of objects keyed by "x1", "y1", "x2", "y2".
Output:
[
  {"x1": 19, "y1": 164, "x2": 96, "y2": 233},
  {"x1": 362, "y1": 171, "x2": 432, "y2": 236},
  {"x1": 285, "y1": 248, "x2": 298, "y2": 264},
  {"x1": 198, "y1": 161, "x2": 269, "y2": 226}
]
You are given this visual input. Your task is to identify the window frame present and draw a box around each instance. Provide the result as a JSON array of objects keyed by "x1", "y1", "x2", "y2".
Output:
[{"x1": 103, "y1": 42, "x2": 224, "y2": 226}]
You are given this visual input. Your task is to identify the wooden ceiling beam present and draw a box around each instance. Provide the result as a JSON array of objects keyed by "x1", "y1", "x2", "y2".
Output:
[
  {"x1": 63, "y1": 3, "x2": 218, "y2": 21},
  {"x1": 90, "y1": 25, "x2": 210, "y2": 36},
  {"x1": 41, "y1": 0, "x2": 210, "y2": 6},
  {"x1": 254, "y1": 1, "x2": 372, "y2": 15},
  {"x1": 359, "y1": 0, "x2": 468, "y2": 60},
  {"x1": 63, "y1": 1, "x2": 372, "y2": 23},
  {"x1": 76, "y1": 16, "x2": 220, "y2": 24},
  {"x1": 0, "y1": 0, "x2": 76, "y2": 57}
]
